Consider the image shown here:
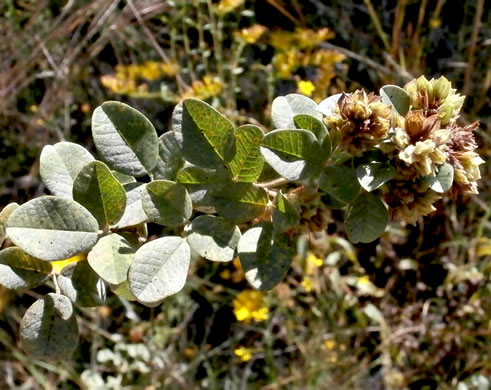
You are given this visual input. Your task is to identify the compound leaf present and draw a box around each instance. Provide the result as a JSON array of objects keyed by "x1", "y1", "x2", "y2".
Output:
[
  {"x1": 229, "y1": 125, "x2": 265, "y2": 182},
  {"x1": 40, "y1": 142, "x2": 95, "y2": 198},
  {"x1": 58, "y1": 261, "x2": 106, "y2": 307},
  {"x1": 0, "y1": 247, "x2": 52, "y2": 290},
  {"x1": 6, "y1": 197, "x2": 99, "y2": 261},
  {"x1": 237, "y1": 222, "x2": 294, "y2": 291},
  {"x1": 87, "y1": 233, "x2": 135, "y2": 285},
  {"x1": 20, "y1": 293, "x2": 79, "y2": 361},
  {"x1": 92, "y1": 101, "x2": 158, "y2": 177},
  {"x1": 142, "y1": 180, "x2": 192, "y2": 226},
  {"x1": 260, "y1": 129, "x2": 322, "y2": 181},
  {"x1": 73, "y1": 161, "x2": 126, "y2": 228},
  {"x1": 345, "y1": 192, "x2": 388, "y2": 243},
  {"x1": 186, "y1": 215, "x2": 241, "y2": 262},
  {"x1": 128, "y1": 237, "x2": 190, "y2": 306}
]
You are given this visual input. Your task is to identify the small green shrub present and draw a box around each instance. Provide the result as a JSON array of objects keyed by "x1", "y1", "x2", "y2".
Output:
[{"x1": 0, "y1": 76, "x2": 483, "y2": 361}]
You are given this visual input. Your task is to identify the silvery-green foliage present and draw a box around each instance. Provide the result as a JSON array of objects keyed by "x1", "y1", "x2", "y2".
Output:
[{"x1": 3, "y1": 89, "x2": 429, "y2": 361}]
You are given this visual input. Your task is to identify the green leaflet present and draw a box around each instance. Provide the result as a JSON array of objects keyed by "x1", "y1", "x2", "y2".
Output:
[
  {"x1": 260, "y1": 129, "x2": 323, "y2": 181},
  {"x1": 0, "y1": 247, "x2": 52, "y2": 290},
  {"x1": 172, "y1": 99, "x2": 235, "y2": 169},
  {"x1": 272, "y1": 192, "x2": 300, "y2": 233},
  {"x1": 151, "y1": 131, "x2": 186, "y2": 180},
  {"x1": 128, "y1": 236, "x2": 191, "y2": 306},
  {"x1": 380, "y1": 85, "x2": 410, "y2": 116},
  {"x1": 40, "y1": 142, "x2": 95, "y2": 198},
  {"x1": 319, "y1": 166, "x2": 361, "y2": 204},
  {"x1": 345, "y1": 192, "x2": 388, "y2": 243},
  {"x1": 237, "y1": 222, "x2": 294, "y2": 291},
  {"x1": 92, "y1": 101, "x2": 158, "y2": 176},
  {"x1": 58, "y1": 261, "x2": 106, "y2": 307},
  {"x1": 186, "y1": 215, "x2": 241, "y2": 262},
  {"x1": 20, "y1": 293, "x2": 79, "y2": 361},
  {"x1": 87, "y1": 233, "x2": 135, "y2": 285},
  {"x1": 0, "y1": 203, "x2": 19, "y2": 246},
  {"x1": 293, "y1": 114, "x2": 331, "y2": 160},
  {"x1": 271, "y1": 94, "x2": 322, "y2": 129},
  {"x1": 73, "y1": 161, "x2": 127, "y2": 229},
  {"x1": 423, "y1": 163, "x2": 454, "y2": 193},
  {"x1": 356, "y1": 162, "x2": 396, "y2": 192},
  {"x1": 6, "y1": 196, "x2": 99, "y2": 261},
  {"x1": 229, "y1": 125, "x2": 265, "y2": 182},
  {"x1": 142, "y1": 180, "x2": 192, "y2": 226},
  {"x1": 214, "y1": 182, "x2": 268, "y2": 223}
]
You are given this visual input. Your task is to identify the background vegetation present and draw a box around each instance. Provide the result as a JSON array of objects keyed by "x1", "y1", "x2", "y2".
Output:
[{"x1": 0, "y1": 0, "x2": 489, "y2": 389}]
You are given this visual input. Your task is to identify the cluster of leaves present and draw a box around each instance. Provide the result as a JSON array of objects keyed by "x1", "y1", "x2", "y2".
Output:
[{"x1": 0, "y1": 79, "x2": 481, "y2": 362}]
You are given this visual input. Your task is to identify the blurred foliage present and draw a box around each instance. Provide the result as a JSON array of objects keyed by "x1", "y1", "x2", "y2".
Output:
[{"x1": 0, "y1": 0, "x2": 489, "y2": 388}]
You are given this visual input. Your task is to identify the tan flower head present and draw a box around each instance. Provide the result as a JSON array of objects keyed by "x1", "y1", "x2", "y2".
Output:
[
  {"x1": 325, "y1": 90, "x2": 392, "y2": 155},
  {"x1": 384, "y1": 181, "x2": 442, "y2": 224},
  {"x1": 446, "y1": 121, "x2": 483, "y2": 194},
  {"x1": 404, "y1": 76, "x2": 465, "y2": 125}
]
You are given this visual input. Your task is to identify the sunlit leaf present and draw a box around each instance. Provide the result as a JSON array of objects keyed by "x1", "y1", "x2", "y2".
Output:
[
  {"x1": 142, "y1": 180, "x2": 192, "y2": 226},
  {"x1": 172, "y1": 99, "x2": 235, "y2": 168},
  {"x1": 271, "y1": 94, "x2": 322, "y2": 129},
  {"x1": 229, "y1": 125, "x2": 265, "y2": 182},
  {"x1": 260, "y1": 129, "x2": 323, "y2": 181},
  {"x1": 87, "y1": 233, "x2": 135, "y2": 285},
  {"x1": 0, "y1": 203, "x2": 19, "y2": 246},
  {"x1": 6, "y1": 197, "x2": 99, "y2": 261},
  {"x1": 186, "y1": 215, "x2": 241, "y2": 262},
  {"x1": 40, "y1": 142, "x2": 95, "y2": 198},
  {"x1": 128, "y1": 237, "x2": 191, "y2": 306},
  {"x1": 92, "y1": 101, "x2": 158, "y2": 176},
  {"x1": 73, "y1": 161, "x2": 126, "y2": 228},
  {"x1": 0, "y1": 247, "x2": 52, "y2": 290},
  {"x1": 152, "y1": 132, "x2": 185, "y2": 180}
]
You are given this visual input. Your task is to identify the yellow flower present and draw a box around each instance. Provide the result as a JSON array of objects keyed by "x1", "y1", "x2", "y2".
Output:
[
  {"x1": 234, "y1": 346, "x2": 252, "y2": 362},
  {"x1": 217, "y1": 0, "x2": 244, "y2": 15},
  {"x1": 235, "y1": 24, "x2": 267, "y2": 44},
  {"x1": 51, "y1": 254, "x2": 86, "y2": 274},
  {"x1": 181, "y1": 75, "x2": 224, "y2": 100},
  {"x1": 323, "y1": 339, "x2": 336, "y2": 350},
  {"x1": 233, "y1": 290, "x2": 268, "y2": 323},
  {"x1": 220, "y1": 269, "x2": 231, "y2": 280},
  {"x1": 297, "y1": 80, "x2": 315, "y2": 97},
  {"x1": 301, "y1": 277, "x2": 314, "y2": 292}
]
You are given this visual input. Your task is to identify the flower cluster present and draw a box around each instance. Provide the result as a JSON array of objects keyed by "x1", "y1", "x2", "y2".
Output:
[
  {"x1": 233, "y1": 290, "x2": 268, "y2": 324},
  {"x1": 325, "y1": 76, "x2": 483, "y2": 224},
  {"x1": 325, "y1": 90, "x2": 392, "y2": 156}
]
